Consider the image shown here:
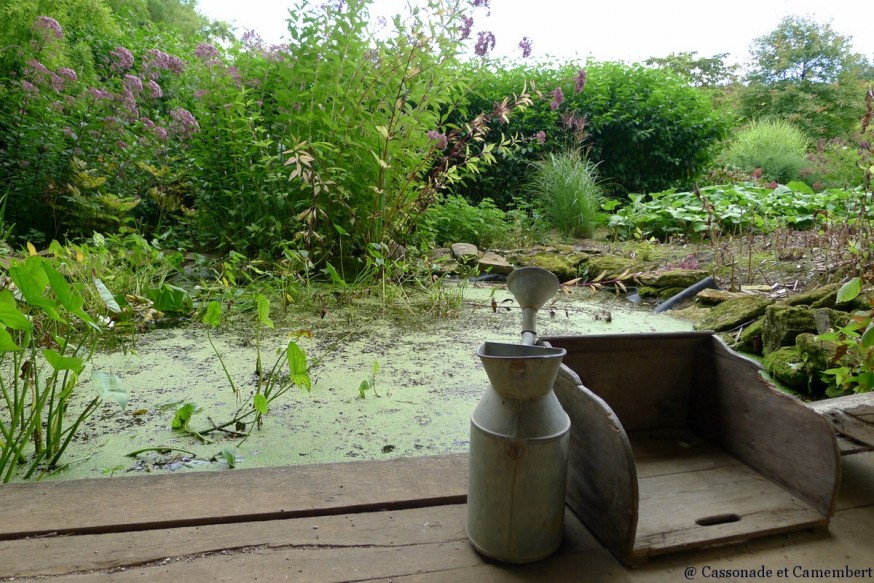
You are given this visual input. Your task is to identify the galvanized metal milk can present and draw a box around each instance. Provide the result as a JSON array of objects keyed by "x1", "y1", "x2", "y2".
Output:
[{"x1": 467, "y1": 268, "x2": 571, "y2": 563}]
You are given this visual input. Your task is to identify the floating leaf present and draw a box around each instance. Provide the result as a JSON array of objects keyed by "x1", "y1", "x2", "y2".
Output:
[
  {"x1": 254, "y1": 393, "x2": 268, "y2": 414},
  {"x1": 143, "y1": 283, "x2": 191, "y2": 313},
  {"x1": 218, "y1": 447, "x2": 239, "y2": 468},
  {"x1": 255, "y1": 294, "x2": 273, "y2": 329},
  {"x1": 91, "y1": 370, "x2": 128, "y2": 410},
  {"x1": 171, "y1": 403, "x2": 197, "y2": 431},
  {"x1": 359, "y1": 380, "x2": 369, "y2": 399},
  {"x1": 202, "y1": 301, "x2": 222, "y2": 327}
]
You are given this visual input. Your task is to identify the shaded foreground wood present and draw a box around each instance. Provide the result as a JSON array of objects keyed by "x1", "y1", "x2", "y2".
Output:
[
  {"x1": 1, "y1": 452, "x2": 872, "y2": 581},
  {"x1": 544, "y1": 331, "x2": 840, "y2": 566}
]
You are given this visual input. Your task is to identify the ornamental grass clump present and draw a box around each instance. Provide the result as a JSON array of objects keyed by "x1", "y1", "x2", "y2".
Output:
[
  {"x1": 528, "y1": 151, "x2": 604, "y2": 239},
  {"x1": 723, "y1": 118, "x2": 811, "y2": 184}
]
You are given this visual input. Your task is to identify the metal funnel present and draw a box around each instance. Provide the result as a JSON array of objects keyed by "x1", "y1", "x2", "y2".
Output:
[
  {"x1": 477, "y1": 341, "x2": 566, "y2": 401},
  {"x1": 506, "y1": 267, "x2": 559, "y2": 345}
]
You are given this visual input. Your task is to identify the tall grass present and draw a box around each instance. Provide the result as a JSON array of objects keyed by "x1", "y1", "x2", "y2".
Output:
[
  {"x1": 723, "y1": 118, "x2": 811, "y2": 184},
  {"x1": 528, "y1": 151, "x2": 604, "y2": 238}
]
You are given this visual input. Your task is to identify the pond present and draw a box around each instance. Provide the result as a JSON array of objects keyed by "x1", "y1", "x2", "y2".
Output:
[{"x1": 51, "y1": 283, "x2": 693, "y2": 481}]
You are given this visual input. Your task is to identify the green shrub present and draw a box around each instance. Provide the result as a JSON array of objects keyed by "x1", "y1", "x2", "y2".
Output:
[
  {"x1": 528, "y1": 151, "x2": 604, "y2": 238},
  {"x1": 454, "y1": 61, "x2": 727, "y2": 204},
  {"x1": 800, "y1": 138, "x2": 866, "y2": 191},
  {"x1": 422, "y1": 195, "x2": 509, "y2": 248},
  {"x1": 722, "y1": 118, "x2": 811, "y2": 183}
]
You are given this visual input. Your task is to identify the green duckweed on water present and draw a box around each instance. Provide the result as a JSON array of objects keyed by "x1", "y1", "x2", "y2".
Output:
[{"x1": 46, "y1": 283, "x2": 693, "y2": 481}]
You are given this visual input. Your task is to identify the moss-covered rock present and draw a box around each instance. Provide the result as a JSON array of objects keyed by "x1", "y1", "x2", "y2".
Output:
[
  {"x1": 733, "y1": 317, "x2": 765, "y2": 354},
  {"x1": 762, "y1": 304, "x2": 817, "y2": 354},
  {"x1": 763, "y1": 346, "x2": 809, "y2": 392},
  {"x1": 584, "y1": 255, "x2": 648, "y2": 279},
  {"x1": 783, "y1": 283, "x2": 841, "y2": 307},
  {"x1": 694, "y1": 295, "x2": 774, "y2": 332},
  {"x1": 637, "y1": 269, "x2": 710, "y2": 288},
  {"x1": 515, "y1": 251, "x2": 588, "y2": 281}
]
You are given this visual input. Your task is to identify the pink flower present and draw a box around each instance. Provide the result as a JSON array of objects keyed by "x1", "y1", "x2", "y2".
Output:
[
  {"x1": 474, "y1": 31, "x2": 495, "y2": 57},
  {"x1": 33, "y1": 16, "x2": 63, "y2": 40},
  {"x1": 427, "y1": 130, "x2": 448, "y2": 150},
  {"x1": 194, "y1": 43, "x2": 220, "y2": 62},
  {"x1": 110, "y1": 46, "x2": 134, "y2": 72},
  {"x1": 20, "y1": 80, "x2": 39, "y2": 95},
  {"x1": 535, "y1": 130, "x2": 546, "y2": 144},
  {"x1": 574, "y1": 69, "x2": 587, "y2": 94},
  {"x1": 57, "y1": 67, "x2": 77, "y2": 82},
  {"x1": 549, "y1": 87, "x2": 564, "y2": 111},
  {"x1": 123, "y1": 74, "x2": 143, "y2": 96},
  {"x1": 170, "y1": 107, "x2": 200, "y2": 138},
  {"x1": 518, "y1": 37, "x2": 532, "y2": 59},
  {"x1": 145, "y1": 79, "x2": 162, "y2": 99},
  {"x1": 144, "y1": 49, "x2": 185, "y2": 76},
  {"x1": 87, "y1": 87, "x2": 111, "y2": 100}
]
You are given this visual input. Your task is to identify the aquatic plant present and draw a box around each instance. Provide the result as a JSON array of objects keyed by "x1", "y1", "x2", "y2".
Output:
[{"x1": 0, "y1": 254, "x2": 126, "y2": 482}]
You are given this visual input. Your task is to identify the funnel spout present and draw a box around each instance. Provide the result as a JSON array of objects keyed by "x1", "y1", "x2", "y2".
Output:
[{"x1": 521, "y1": 308, "x2": 538, "y2": 345}]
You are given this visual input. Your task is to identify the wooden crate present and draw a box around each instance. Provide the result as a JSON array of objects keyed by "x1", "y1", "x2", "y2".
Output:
[{"x1": 542, "y1": 331, "x2": 840, "y2": 566}]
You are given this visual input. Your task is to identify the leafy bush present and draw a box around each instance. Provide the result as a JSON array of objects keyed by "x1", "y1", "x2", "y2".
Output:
[
  {"x1": 607, "y1": 182, "x2": 873, "y2": 241},
  {"x1": 456, "y1": 61, "x2": 728, "y2": 204},
  {"x1": 721, "y1": 118, "x2": 811, "y2": 183},
  {"x1": 422, "y1": 195, "x2": 509, "y2": 248},
  {"x1": 528, "y1": 151, "x2": 604, "y2": 238},
  {"x1": 801, "y1": 138, "x2": 867, "y2": 191}
]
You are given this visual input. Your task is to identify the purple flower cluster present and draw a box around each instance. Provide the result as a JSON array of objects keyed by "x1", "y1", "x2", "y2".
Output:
[
  {"x1": 575, "y1": 69, "x2": 587, "y2": 94},
  {"x1": 459, "y1": 16, "x2": 474, "y2": 40},
  {"x1": 169, "y1": 108, "x2": 200, "y2": 138},
  {"x1": 33, "y1": 16, "x2": 63, "y2": 40},
  {"x1": 123, "y1": 74, "x2": 143, "y2": 96},
  {"x1": 427, "y1": 130, "x2": 448, "y2": 150},
  {"x1": 194, "y1": 43, "x2": 221, "y2": 64},
  {"x1": 145, "y1": 79, "x2": 163, "y2": 99},
  {"x1": 143, "y1": 49, "x2": 185, "y2": 76},
  {"x1": 110, "y1": 46, "x2": 134, "y2": 73},
  {"x1": 474, "y1": 31, "x2": 495, "y2": 57},
  {"x1": 549, "y1": 87, "x2": 564, "y2": 111},
  {"x1": 20, "y1": 80, "x2": 39, "y2": 96},
  {"x1": 141, "y1": 117, "x2": 168, "y2": 140},
  {"x1": 87, "y1": 87, "x2": 111, "y2": 100},
  {"x1": 518, "y1": 37, "x2": 532, "y2": 59},
  {"x1": 535, "y1": 130, "x2": 546, "y2": 144}
]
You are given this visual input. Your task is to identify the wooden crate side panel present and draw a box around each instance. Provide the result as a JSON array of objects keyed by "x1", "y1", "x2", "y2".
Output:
[
  {"x1": 545, "y1": 333, "x2": 711, "y2": 431},
  {"x1": 688, "y1": 337, "x2": 839, "y2": 517},
  {"x1": 552, "y1": 364, "x2": 638, "y2": 564}
]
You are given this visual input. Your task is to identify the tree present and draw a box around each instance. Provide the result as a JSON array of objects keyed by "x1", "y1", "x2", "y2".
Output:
[
  {"x1": 747, "y1": 15, "x2": 859, "y2": 84},
  {"x1": 645, "y1": 52, "x2": 739, "y2": 87}
]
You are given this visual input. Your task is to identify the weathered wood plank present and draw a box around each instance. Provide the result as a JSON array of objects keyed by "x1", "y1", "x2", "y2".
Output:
[
  {"x1": 689, "y1": 336, "x2": 840, "y2": 517},
  {"x1": 546, "y1": 332, "x2": 714, "y2": 431},
  {"x1": 810, "y1": 392, "x2": 874, "y2": 448},
  {"x1": 548, "y1": 357, "x2": 637, "y2": 564},
  {"x1": 0, "y1": 454, "x2": 468, "y2": 540},
  {"x1": 635, "y1": 463, "x2": 826, "y2": 561},
  {"x1": 628, "y1": 429, "x2": 743, "y2": 479},
  {"x1": 0, "y1": 506, "x2": 602, "y2": 582}
]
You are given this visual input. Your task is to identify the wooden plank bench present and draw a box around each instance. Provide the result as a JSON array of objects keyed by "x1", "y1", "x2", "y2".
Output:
[{"x1": 1, "y1": 451, "x2": 872, "y2": 581}]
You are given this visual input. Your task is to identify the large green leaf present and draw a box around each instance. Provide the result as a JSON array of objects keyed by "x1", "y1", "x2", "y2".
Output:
[
  {"x1": 255, "y1": 294, "x2": 273, "y2": 329},
  {"x1": 171, "y1": 403, "x2": 197, "y2": 431},
  {"x1": 0, "y1": 328, "x2": 21, "y2": 352},
  {"x1": 43, "y1": 263, "x2": 97, "y2": 328},
  {"x1": 93, "y1": 278, "x2": 121, "y2": 313},
  {"x1": 253, "y1": 393, "x2": 268, "y2": 414},
  {"x1": 202, "y1": 301, "x2": 222, "y2": 327},
  {"x1": 42, "y1": 349, "x2": 84, "y2": 374},
  {"x1": 837, "y1": 277, "x2": 862, "y2": 304},
  {"x1": 144, "y1": 284, "x2": 191, "y2": 313},
  {"x1": 286, "y1": 341, "x2": 311, "y2": 392},
  {"x1": 0, "y1": 302, "x2": 32, "y2": 332},
  {"x1": 91, "y1": 370, "x2": 128, "y2": 410}
]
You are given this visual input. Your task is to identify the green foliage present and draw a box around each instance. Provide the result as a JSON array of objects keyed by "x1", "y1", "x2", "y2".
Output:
[
  {"x1": 607, "y1": 183, "x2": 873, "y2": 241},
  {"x1": 747, "y1": 16, "x2": 859, "y2": 84},
  {"x1": 0, "y1": 254, "x2": 126, "y2": 482},
  {"x1": 818, "y1": 278, "x2": 873, "y2": 393},
  {"x1": 423, "y1": 195, "x2": 509, "y2": 247},
  {"x1": 645, "y1": 51, "x2": 739, "y2": 87},
  {"x1": 722, "y1": 118, "x2": 811, "y2": 183},
  {"x1": 527, "y1": 151, "x2": 604, "y2": 238},
  {"x1": 457, "y1": 60, "x2": 727, "y2": 203}
]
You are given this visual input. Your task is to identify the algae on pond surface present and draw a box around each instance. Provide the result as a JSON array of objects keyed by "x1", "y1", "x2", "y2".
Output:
[{"x1": 51, "y1": 284, "x2": 693, "y2": 481}]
